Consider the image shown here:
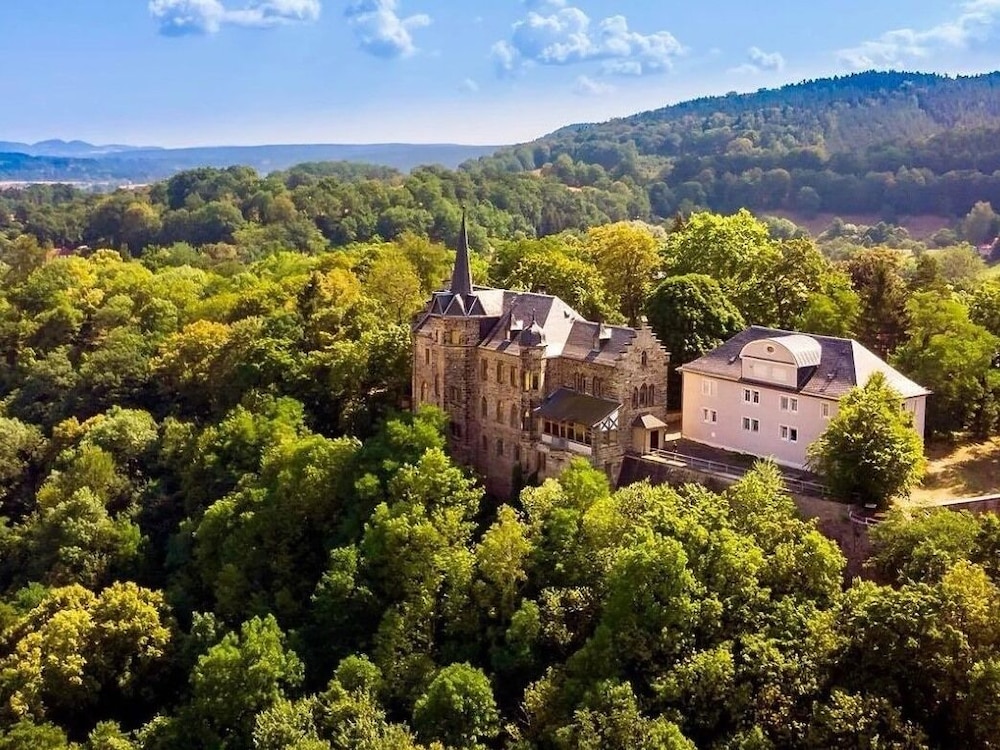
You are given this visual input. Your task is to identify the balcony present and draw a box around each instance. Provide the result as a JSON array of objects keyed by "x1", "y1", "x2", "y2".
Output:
[{"x1": 540, "y1": 433, "x2": 592, "y2": 456}]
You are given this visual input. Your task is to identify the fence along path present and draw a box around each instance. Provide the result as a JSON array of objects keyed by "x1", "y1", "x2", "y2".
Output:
[{"x1": 646, "y1": 448, "x2": 830, "y2": 498}]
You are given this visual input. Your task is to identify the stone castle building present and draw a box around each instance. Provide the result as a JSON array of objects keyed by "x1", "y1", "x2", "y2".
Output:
[{"x1": 411, "y1": 217, "x2": 670, "y2": 496}]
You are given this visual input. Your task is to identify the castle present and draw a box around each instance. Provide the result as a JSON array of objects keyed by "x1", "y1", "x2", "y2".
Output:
[{"x1": 411, "y1": 216, "x2": 670, "y2": 496}]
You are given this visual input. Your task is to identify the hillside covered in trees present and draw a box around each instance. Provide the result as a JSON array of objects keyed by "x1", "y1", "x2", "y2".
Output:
[
  {"x1": 475, "y1": 71, "x2": 1000, "y2": 220},
  {"x1": 4, "y1": 159, "x2": 1000, "y2": 746}
]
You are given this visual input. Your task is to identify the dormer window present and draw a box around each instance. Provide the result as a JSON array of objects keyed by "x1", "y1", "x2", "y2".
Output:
[{"x1": 641, "y1": 351, "x2": 648, "y2": 367}]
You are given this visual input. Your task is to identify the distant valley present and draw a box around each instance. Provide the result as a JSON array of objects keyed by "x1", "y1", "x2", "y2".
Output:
[{"x1": 0, "y1": 141, "x2": 502, "y2": 184}]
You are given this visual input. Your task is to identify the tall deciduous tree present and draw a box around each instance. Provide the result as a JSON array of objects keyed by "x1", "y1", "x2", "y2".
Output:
[
  {"x1": 663, "y1": 209, "x2": 780, "y2": 326},
  {"x1": 846, "y1": 247, "x2": 909, "y2": 357},
  {"x1": 891, "y1": 291, "x2": 999, "y2": 436},
  {"x1": 585, "y1": 222, "x2": 662, "y2": 326},
  {"x1": 807, "y1": 372, "x2": 926, "y2": 508},
  {"x1": 645, "y1": 274, "x2": 744, "y2": 408}
]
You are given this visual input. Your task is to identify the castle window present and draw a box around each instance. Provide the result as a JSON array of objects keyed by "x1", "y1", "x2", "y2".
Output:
[
  {"x1": 481, "y1": 435, "x2": 487, "y2": 450},
  {"x1": 531, "y1": 373, "x2": 540, "y2": 390},
  {"x1": 480, "y1": 396, "x2": 487, "y2": 417},
  {"x1": 450, "y1": 422, "x2": 462, "y2": 438},
  {"x1": 448, "y1": 386, "x2": 459, "y2": 403},
  {"x1": 496, "y1": 362, "x2": 503, "y2": 381},
  {"x1": 514, "y1": 445, "x2": 521, "y2": 462},
  {"x1": 420, "y1": 382, "x2": 427, "y2": 401},
  {"x1": 425, "y1": 348, "x2": 430, "y2": 364},
  {"x1": 496, "y1": 438, "x2": 504, "y2": 456},
  {"x1": 480, "y1": 360, "x2": 487, "y2": 380},
  {"x1": 639, "y1": 384, "x2": 648, "y2": 406},
  {"x1": 649, "y1": 385, "x2": 655, "y2": 405},
  {"x1": 510, "y1": 366, "x2": 517, "y2": 386},
  {"x1": 510, "y1": 404, "x2": 519, "y2": 428},
  {"x1": 434, "y1": 376, "x2": 440, "y2": 397},
  {"x1": 632, "y1": 388, "x2": 639, "y2": 408},
  {"x1": 450, "y1": 330, "x2": 461, "y2": 345},
  {"x1": 641, "y1": 351, "x2": 648, "y2": 367},
  {"x1": 496, "y1": 400, "x2": 503, "y2": 423}
]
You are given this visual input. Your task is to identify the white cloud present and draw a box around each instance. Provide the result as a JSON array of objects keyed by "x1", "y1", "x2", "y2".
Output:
[
  {"x1": 492, "y1": 5, "x2": 684, "y2": 77},
  {"x1": 149, "y1": 0, "x2": 320, "y2": 35},
  {"x1": 345, "y1": 0, "x2": 430, "y2": 59},
  {"x1": 523, "y1": 0, "x2": 567, "y2": 8},
  {"x1": 748, "y1": 46, "x2": 785, "y2": 71},
  {"x1": 572, "y1": 74, "x2": 615, "y2": 96},
  {"x1": 461, "y1": 77, "x2": 479, "y2": 92},
  {"x1": 729, "y1": 45, "x2": 785, "y2": 74},
  {"x1": 838, "y1": 0, "x2": 1000, "y2": 68}
]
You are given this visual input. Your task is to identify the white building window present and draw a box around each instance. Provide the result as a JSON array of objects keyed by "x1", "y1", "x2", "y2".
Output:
[
  {"x1": 822, "y1": 402, "x2": 830, "y2": 419},
  {"x1": 701, "y1": 378, "x2": 717, "y2": 397},
  {"x1": 743, "y1": 388, "x2": 760, "y2": 404},
  {"x1": 701, "y1": 408, "x2": 717, "y2": 424},
  {"x1": 780, "y1": 396, "x2": 798, "y2": 413},
  {"x1": 780, "y1": 425, "x2": 799, "y2": 442},
  {"x1": 742, "y1": 417, "x2": 760, "y2": 433}
]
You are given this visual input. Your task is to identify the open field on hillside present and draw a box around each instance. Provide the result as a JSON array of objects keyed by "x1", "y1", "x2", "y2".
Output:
[
  {"x1": 771, "y1": 210, "x2": 951, "y2": 240},
  {"x1": 909, "y1": 436, "x2": 1000, "y2": 505}
]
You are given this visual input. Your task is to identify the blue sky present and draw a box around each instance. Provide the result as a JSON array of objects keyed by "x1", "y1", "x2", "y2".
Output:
[{"x1": 5, "y1": 0, "x2": 1000, "y2": 147}]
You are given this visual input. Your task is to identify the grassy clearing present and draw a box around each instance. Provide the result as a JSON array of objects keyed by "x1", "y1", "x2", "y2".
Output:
[{"x1": 908, "y1": 436, "x2": 1000, "y2": 506}]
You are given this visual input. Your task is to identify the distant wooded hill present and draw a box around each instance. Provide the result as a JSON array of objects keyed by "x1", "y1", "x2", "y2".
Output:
[
  {"x1": 0, "y1": 142, "x2": 500, "y2": 183},
  {"x1": 470, "y1": 70, "x2": 1000, "y2": 220}
]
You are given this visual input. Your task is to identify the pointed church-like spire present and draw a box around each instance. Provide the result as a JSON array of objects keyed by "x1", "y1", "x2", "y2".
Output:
[{"x1": 449, "y1": 209, "x2": 473, "y2": 296}]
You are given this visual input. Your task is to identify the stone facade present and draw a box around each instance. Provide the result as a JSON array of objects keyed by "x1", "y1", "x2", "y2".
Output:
[{"x1": 411, "y1": 218, "x2": 670, "y2": 497}]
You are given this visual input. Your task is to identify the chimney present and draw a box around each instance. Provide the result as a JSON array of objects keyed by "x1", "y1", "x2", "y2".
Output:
[{"x1": 593, "y1": 322, "x2": 612, "y2": 350}]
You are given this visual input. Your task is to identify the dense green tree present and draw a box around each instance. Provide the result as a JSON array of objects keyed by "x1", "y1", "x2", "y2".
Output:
[
  {"x1": 807, "y1": 372, "x2": 926, "y2": 508},
  {"x1": 188, "y1": 615, "x2": 303, "y2": 748},
  {"x1": 0, "y1": 583, "x2": 171, "y2": 730},
  {"x1": 645, "y1": 274, "x2": 744, "y2": 366},
  {"x1": 891, "y1": 291, "x2": 999, "y2": 436},
  {"x1": 846, "y1": 247, "x2": 910, "y2": 357},
  {"x1": 585, "y1": 222, "x2": 662, "y2": 326},
  {"x1": 412, "y1": 663, "x2": 499, "y2": 748},
  {"x1": 663, "y1": 210, "x2": 781, "y2": 325}
]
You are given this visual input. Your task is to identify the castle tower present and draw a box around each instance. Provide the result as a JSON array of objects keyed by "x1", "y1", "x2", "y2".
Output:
[{"x1": 411, "y1": 212, "x2": 486, "y2": 466}]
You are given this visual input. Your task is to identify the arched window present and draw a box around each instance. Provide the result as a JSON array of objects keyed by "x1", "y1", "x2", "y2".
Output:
[
  {"x1": 649, "y1": 385, "x2": 656, "y2": 405},
  {"x1": 641, "y1": 351, "x2": 648, "y2": 367},
  {"x1": 420, "y1": 381, "x2": 427, "y2": 401},
  {"x1": 481, "y1": 396, "x2": 487, "y2": 418},
  {"x1": 510, "y1": 404, "x2": 519, "y2": 428},
  {"x1": 496, "y1": 438, "x2": 504, "y2": 456},
  {"x1": 639, "y1": 384, "x2": 648, "y2": 406},
  {"x1": 632, "y1": 388, "x2": 639, "y2": 408},
  {"x1": 496, "y1": 400, "x2": 503, "y2": 423},
  {"x1": 434, "y1": 376, "x2": 440, "y2": 397}
]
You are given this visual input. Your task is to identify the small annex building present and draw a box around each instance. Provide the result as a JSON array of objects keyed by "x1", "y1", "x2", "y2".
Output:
[
  {"x1": 678, "y1": 326, "x2": 929, "y2": 470},
  {"x1": 411, "y1": 215, "x2": 670, "y2": 496}
]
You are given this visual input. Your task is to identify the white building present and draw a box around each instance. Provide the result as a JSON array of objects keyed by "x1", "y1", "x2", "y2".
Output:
[{"x1": 678, "y1": 327, "x2": 929, "y2": 470}]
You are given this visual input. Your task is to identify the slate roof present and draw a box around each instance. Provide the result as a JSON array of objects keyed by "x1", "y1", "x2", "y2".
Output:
[
  {"x1": 535, "y1": 387, "x2": 621, "y2": 426},
  {"x1": 472, "y1": 292, "x2": 638, "y2": 361},
  {"x1": 678, "y1": 326, "x2": 929, "y2": 400}
]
